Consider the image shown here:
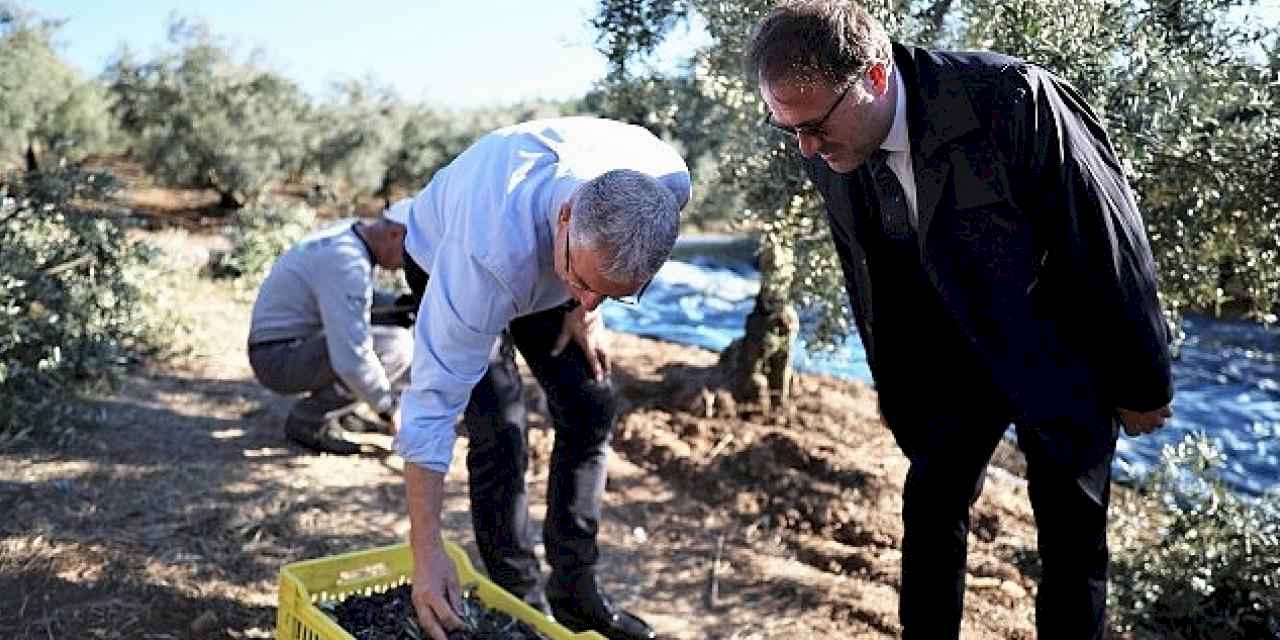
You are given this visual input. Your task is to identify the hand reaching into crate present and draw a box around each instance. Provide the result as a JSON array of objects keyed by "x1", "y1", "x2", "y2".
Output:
[{"x1": 411, "y1": 541, "x2": 465, "y2": 640}]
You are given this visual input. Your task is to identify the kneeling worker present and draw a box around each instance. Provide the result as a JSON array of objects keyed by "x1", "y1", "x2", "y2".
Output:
[{"x1": 247, "y1": 206, "x2": 412, "y2": 453}]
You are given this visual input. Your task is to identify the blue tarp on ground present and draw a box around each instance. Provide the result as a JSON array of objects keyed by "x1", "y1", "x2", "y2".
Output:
[{"x1": 603, "y1": 257, "x2": 1280, "y2": 496}]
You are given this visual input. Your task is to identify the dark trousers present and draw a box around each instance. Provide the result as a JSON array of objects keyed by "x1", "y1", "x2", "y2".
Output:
[
  {"x1": 247, "y1": 326, "x2": 412, "y2": 424},
  {"x1": 889, "y1": 391, "x2": 1115, "y2": 640},
  {"x1": 404, "y1": 252, "x2": 615, "y2": 598}
]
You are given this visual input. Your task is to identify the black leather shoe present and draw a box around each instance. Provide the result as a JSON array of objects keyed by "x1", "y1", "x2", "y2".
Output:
[
  {"x1": 547, "y1": 577, "x2": 655, "y2": 640},
  {"x1": 285, "y1": 416, "x2": 360, "y2": 455}
]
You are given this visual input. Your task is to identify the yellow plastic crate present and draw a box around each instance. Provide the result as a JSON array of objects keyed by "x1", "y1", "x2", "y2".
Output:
[{"x1": 277, "y1": 540, "x2": 606, "y2": 640}]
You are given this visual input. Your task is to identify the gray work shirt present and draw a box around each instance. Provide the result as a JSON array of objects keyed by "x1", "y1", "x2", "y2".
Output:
[{"x1": 248, "y1": 222, "x2": 398, "y2": 415}]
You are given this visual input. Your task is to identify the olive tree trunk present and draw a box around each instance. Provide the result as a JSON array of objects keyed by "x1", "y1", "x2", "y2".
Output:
[{"x1": 717, "y1": 237, "x2": 799, "y2": 414}]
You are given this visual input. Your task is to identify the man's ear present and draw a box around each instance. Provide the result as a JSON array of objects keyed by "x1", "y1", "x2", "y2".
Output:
[{"x1": 558, "y1": 201, "x2": 572, "y2": 224}]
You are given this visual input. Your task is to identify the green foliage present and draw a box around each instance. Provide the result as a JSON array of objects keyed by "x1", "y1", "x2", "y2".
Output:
[
  {"x1": 380, "y1": 100, "x2": 573, "y2": 197},
  {"x1": 0, "y1": 165, "x2": 169, "y2": 438},
  {"x1": 301, "y1": 88, "x2": 575, "y2": 204},
  {"x1": 104, "y1": 16, "x2": 311, "y2": 208},
  {"x1": 378, "y1": 104, "x2": 453, "y2": 196},
  {"x1": 591, "y1": 0, "x2": 1280, "y2": 348},
  {"x1": 580, "y1": 71, "x2": 741, "y2": 233},
  {"x1": 3, "y1": 4, "x2": 587, "y2": 211},
  {"x1": 208, "y1": 200, "x2": 317, "y2": 288},
  {"x1": 0, "y1": 2, "x2": 113, "y2": 168},
  {"x1": 957, "y1": 0, "x2": 1280, "y2": 323},
  {"x1": 591, "y1": 0, "x2": 872, "y2": 348},
  {"x1": 591, "y1": 0, "x2": 692, "y2": 82},
  {"x1": 1110, "y1": 434, "x2": 1280, "y2": 639},
  {"x1": 304, "y1": 79, "x2": 405, "y2": 203}
]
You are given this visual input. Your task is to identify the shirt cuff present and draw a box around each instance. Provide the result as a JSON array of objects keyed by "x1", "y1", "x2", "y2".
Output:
[{"x1": 393, "y1": 416, "x2": 457, "y2": 474}]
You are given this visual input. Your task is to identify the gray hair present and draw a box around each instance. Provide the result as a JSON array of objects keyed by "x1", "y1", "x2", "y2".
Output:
[
  {"x1": 570, "y1": 169, "x2": 681, "y2": 284},
  {"x1": 744, "y1": 0, "x2": 891, "y2": 89}
]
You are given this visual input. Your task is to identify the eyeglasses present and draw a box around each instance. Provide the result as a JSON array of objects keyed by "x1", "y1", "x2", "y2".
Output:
[
  {"x1": 763, "y1": 84, "x2": 850, "y2": 139},
  {"x1": 564, "y1": 229, "x2": 651, "y2": 306}
]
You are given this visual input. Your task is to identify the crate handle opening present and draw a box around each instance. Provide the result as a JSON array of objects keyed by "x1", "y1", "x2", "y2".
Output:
[{"x1": 336, "y1": 562, "x2": 391, "y2": 586}]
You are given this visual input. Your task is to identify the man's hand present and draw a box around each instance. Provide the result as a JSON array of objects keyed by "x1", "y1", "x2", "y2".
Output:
[
  {"x1": 1117, "y1": 404, "x2": 1173, "y2": 437},
  {"x1": 405, "y1": 463, "x2": 464, "y2": 639},
  {"x1": 551, "y1": 304, "x2": 610, "y2": 382},
  {"x1": 410, "y1": 541, "x2": 464, "y2": 640}
]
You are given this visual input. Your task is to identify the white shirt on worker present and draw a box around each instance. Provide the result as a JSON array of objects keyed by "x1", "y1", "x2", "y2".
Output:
[
  {"x1": 881, "y1": 65, "x2": 919, "y2": 228},
  {"x1": 396, "y1": 117, "x2": 691, "y2": 473}
]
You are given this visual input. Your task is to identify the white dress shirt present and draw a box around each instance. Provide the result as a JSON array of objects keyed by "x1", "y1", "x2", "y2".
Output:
[
  {"x1": 880, "y1": 67, "x2": 919, "y2": 229},
  {"x1": 397, "y1": 117, "x2": 691, "y2": 472}
]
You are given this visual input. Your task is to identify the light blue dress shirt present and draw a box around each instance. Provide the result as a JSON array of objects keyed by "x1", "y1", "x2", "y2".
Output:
[{"x1": 396, "y1": 117, "x2": 691, "y2": 472}]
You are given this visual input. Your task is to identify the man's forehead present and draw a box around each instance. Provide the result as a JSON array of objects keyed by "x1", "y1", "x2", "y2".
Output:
[{"x1": 761, "y1": 71, "x2": 835, "y2": 101}]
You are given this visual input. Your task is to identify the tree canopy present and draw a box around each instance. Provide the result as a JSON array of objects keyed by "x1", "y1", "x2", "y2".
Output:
[
  {"x1": 103, "y1": 17, "x2": 313, "y2": 208},
  {"x1": 0, "y1": 2, "x2": 112, "y2": 169},
  {"x1": 592, "y1": 0, "x2": 1280, "y2": 337}
]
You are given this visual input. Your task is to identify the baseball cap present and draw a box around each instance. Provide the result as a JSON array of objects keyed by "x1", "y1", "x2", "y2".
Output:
[{"x1": 383, "y1": 198, "x2": 412, "y2": 226}]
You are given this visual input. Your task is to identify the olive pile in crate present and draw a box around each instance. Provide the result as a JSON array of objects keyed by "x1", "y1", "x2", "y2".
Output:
[{"x1": 324, "y1": 584, "x2": 551, "y2": 640}]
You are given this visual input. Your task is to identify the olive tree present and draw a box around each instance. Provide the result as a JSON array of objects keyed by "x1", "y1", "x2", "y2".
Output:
[
  {"x1": 591, "y1": 0, "x2": 1280, "y2": 414},
  {"x1": 0, "y1": 165, "x2": 171, "y2": 439},
  {"x1": 305, "y1": 79, "x2": 405, "y2": 204},
  {"x1": 591, "y1": 0, "x2": 904, "y2": 411},
  {"x1": 1109, "y1": 434, "x2": 1280, "y2": 638},
  {"x1": 0, "y1": 2, "x2": 112, "y2": 170},
  {"x1": 957, "y1": 0, "x2": 1280, "y2": 322},
  {"x1": 381, "y1": 100, "x2": 572, "y2": 196},
  {"x1": 593, "y1": 2, "x2": 1280, "y2": 634},
  {"x1": 104, "y1": 17, "x2": 311, "y2": 208}
]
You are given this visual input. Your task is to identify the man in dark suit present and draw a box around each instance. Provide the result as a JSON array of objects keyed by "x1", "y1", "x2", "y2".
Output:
[{"x1": 746, "y1": 2, "x2": 1174, "y2": 638}]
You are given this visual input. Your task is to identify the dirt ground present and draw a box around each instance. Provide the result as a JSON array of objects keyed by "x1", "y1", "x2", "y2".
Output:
[{"x1": 0, "y1": 216, "x2": 1046, "y2": 639}]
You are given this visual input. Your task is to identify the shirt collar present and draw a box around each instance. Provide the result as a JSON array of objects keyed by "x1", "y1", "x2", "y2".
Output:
[{"x1": 880, "y1": 66, "x2": 909, "y2": 154}]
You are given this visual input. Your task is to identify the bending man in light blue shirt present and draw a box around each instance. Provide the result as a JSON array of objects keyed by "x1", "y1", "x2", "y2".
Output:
[{"x1": 395, "y1": 117, "x2": 689, "y2": 640}]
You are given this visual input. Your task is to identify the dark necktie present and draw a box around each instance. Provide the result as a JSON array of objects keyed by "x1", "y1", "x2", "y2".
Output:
[{"x1": 867, "y1": 149, "x2": 912, "y2": 241}]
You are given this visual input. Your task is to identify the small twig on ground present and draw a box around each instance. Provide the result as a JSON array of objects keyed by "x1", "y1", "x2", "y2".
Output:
[
  {"x1": 41, "y1": 253, "x2": 95, "y2": 276},
  {"x1": 706, "y1": 531, "x2": 726, "y2": 610},
  {"x1": 703, "y1": 433, "x2": 734, "y2": 463}
]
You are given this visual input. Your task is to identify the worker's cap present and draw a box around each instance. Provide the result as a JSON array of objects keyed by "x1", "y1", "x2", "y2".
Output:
[{"x1": 383, "y1": 198, "x2": 412, "y2": 226}]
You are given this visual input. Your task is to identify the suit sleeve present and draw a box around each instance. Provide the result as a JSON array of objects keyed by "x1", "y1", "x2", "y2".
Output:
[{"x1": 1019, "y1": 66, "x2": 1173, "y2": 412}]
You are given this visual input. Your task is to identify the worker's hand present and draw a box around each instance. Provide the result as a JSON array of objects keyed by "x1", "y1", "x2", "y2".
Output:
[
  {"x1": 1117, "y1": 404, "x2": 1173, "y2": 437},
  {"x1": 410, "y1": 541, "x2": 464, "y2": 640},
  {"x1": 551, "y1": 304, "x2": 610, "y2": 383}
]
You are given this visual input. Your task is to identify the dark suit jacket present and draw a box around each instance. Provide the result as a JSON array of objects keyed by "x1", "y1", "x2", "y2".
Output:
[{"x1": 806, "y1": 44, "x2": 1173, "y2": 454}]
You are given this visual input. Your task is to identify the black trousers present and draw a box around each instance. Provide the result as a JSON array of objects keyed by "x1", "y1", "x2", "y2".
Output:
[
  {"x1": 858, "y1": 191, "x2": 1115, "y2": 639},
  {"x1": 885, "y1": 380, "x2": 1115, "y2": 640},
  {"x1": 405, "y1": 253, "x2": 616, "y2": 598}
]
